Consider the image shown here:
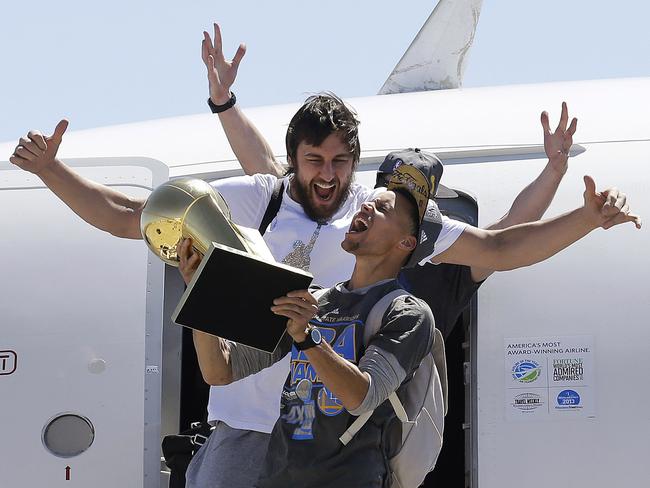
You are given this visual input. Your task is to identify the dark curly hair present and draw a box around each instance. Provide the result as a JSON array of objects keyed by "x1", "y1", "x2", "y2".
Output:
[{"x1": 285, "y1": 92, "x2": 361, "y2": 174}]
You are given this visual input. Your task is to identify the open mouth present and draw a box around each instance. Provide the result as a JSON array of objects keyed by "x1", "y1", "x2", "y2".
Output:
[
  {"x1": 313, "y1": 182, "x2": 336, "y2": 202},
  {"x1": 348, "y1": 213, "x2": 370, "y2": 234}
]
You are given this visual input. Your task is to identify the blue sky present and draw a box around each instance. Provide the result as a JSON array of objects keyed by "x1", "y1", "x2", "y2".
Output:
[{"x1": 1, "y1": 0, "x2": 648, "y2": 143}]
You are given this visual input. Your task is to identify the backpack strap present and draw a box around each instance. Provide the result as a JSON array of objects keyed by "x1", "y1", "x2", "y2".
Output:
[
  {"x1": 361, "y1": 288, "x2": 409, "y2": 346},
  {"x1": 431, "y1": 328, "x2": 448, "y2": 416},
  {"x1": 340, "y1": 289, "x2": 449, "y2": 446},
  {"x1": 258, "y1": 179, "x2": 285, "y2": 235},
  {"x1": 340, "y1": 288, "x2": 409, "y2": 445},
  {"x1": 367, "y1": 292, "x2": 412, "y2": 425},
  {"x1": 363, "y1": 289, "x2": 446, "y2": 414},
  {"x1": 339, "y1": 409, "x2": 374, "y2": 445}
]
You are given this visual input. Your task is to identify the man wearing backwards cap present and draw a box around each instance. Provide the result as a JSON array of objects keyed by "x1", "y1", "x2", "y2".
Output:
[
  {"x1": 375, "y1": 149, "x2": 447, "y2": 267},
  {"x1": 177, "y1": 164, "x2": 439, "y2": 488}
]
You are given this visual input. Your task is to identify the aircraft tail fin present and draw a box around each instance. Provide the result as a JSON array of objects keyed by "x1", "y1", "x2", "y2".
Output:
[{"x1": 379, "y1": 0, "x2": 483, "y2": 94}]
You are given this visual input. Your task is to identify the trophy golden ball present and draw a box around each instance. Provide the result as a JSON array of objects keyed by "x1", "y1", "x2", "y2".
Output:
[{"x1": 140, "y1": 178, "x2": 233, "y2": 266}]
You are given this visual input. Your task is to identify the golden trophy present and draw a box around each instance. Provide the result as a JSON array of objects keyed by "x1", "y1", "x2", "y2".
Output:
[{"x1": 140, "y1": 177, "x2": 272, "y2": 266}]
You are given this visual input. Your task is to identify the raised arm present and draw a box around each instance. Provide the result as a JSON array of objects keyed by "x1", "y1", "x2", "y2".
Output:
[
  {"x1": 9, "y1": 120, "x2": 144, "y2": 238},
  {"x1": 436, "y1": 176, "x2": 642, "y2": 271},
  {"x1": 470, "y1": 103, "x2": 625, "y2": 281},
  {"x1": 203, "y1": 23, "x2": 284, "y2": 177},
  {"x1": 487, "y1": 103, "x2": 577, "y2": 230}
]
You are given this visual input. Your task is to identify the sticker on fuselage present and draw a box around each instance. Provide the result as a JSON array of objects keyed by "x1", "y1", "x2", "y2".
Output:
[{"x1": 503, "y1": 336, "x2": 595, "y2": 421}]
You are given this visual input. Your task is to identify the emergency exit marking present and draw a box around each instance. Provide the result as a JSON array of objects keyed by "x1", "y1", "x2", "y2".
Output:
[
  {"x1": 0, "y1": 350, "x2": 17, "y2": 375},
  {"x1": 65, "y1": 466, "x2": 71, "y2": 481}
]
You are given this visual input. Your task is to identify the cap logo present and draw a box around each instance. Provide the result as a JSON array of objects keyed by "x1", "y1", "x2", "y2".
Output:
[
  {"x1": 393, "y1": 170, "x2": 426, "y2": 200},
  {"x1": 386, "y1": 158, "x2": 433, "y2": 230}
]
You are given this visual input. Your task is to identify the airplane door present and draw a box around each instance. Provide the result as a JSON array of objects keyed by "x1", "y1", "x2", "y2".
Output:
[{"x1": 0, "y1": 157, "x2": 167, "y2": 488}]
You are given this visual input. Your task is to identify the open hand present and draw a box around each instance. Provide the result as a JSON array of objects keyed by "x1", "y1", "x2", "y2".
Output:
[
  {"x1": 582, "y1": 176, "x2": 642, "y2": 230},
  {"x1": 541, "y1": 102, "x2": 577, "y2": 175},
  {"x1": 9, "y1": 120, "x2": 68, "y2": 175},
  {"x1": 271, "y1": 289, "x2": 318, "y2": 342},
  {"x1": 202, "y1": 23, "x2": 246, "y2": 105}
]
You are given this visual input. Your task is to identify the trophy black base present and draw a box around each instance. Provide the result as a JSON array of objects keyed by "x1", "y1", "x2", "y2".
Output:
[{"x1": 172, "y1": 242, "x2": 314, "y2": 353}]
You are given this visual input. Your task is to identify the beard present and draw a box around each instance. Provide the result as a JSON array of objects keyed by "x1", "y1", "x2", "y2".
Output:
[{"x1": 291, "y1": 169, "x2": 353, "y2": 223}]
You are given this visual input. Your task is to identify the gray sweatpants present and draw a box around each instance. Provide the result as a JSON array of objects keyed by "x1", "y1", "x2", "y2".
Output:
[{"x1": 185, "y1": 422, "x2": 270, "y2": 488}]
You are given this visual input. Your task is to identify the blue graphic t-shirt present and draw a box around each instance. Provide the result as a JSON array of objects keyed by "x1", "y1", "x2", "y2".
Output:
[{"x1": 257, "y1": 279, "x2": 433, "y2": 488}]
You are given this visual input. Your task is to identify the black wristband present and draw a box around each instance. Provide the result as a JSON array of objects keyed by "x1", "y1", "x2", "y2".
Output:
[
  {"x1": 207, "y1": 92, "x2": 236, "y2": 114},
  {"x1": 294, "y1": 327, "x2": 322, "y2": 351}
]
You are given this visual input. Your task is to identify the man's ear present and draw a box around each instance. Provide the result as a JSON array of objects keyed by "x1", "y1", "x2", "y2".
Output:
[{"x1": 398, "y1": 235, "x2": 417, "y2": 253}]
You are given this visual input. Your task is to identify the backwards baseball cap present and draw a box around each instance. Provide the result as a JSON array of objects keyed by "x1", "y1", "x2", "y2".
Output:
[
  {"x1": 385, "y1": 149, "x2": 445, "y2": 268},
  {"x1": 377, "y1": 148, "x2": 457, "y2": 199},
  {"x1": 387, "y1": 161, "x2": 432, "y2": 225}
]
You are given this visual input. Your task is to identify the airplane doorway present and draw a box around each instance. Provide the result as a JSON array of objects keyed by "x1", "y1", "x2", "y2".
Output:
[
  {"x1": 422, "y1": 192, "x2": 478, "y2": 488},
  {"x1": 425, "y1": 308, "x2": 473, "y2": 487}
]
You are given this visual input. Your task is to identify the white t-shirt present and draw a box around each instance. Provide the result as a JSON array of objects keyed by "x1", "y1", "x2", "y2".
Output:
[{"x1": 207, "y1": 174, "x2": 466, "y2": 432}]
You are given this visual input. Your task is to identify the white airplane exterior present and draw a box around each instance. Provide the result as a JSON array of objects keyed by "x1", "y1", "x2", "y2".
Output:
[{"x1": 0, "y1": 2, "x2": 648, "y2": 487}]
